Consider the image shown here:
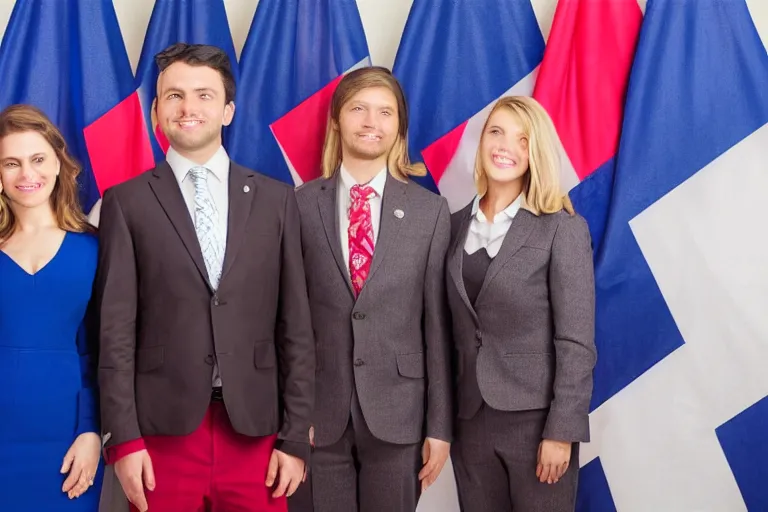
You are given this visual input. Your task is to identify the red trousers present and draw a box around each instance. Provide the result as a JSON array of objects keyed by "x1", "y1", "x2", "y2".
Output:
[{"x1": 130, "y1": 402, "x2": 286, "y2": 512}]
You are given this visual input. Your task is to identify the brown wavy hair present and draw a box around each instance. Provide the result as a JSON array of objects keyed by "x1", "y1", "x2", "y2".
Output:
[
  {"x1": 0, "y1": 104, "x2": 91, "y2": 242},
  {"x1": 321, "y1": 66, "x2": 426, "y2": 181}
]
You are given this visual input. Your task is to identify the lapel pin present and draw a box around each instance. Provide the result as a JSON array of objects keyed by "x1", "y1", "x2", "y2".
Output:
[
  {"x1": 394, "y1": 208, "x2": 404, "y2": 219},
  {"x1": 243, "y1": 185, "x2": 250, "y2": 193}
]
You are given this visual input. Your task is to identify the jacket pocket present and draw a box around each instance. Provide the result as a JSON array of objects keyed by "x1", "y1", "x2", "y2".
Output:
[
  {"x1": 396, "y1": 352, "x2": 425, "y2": 379},
  {"x1": 136, "y1": 346, "x2": 164, "y2": 373},
  {"x1": 254, "y1": 342, "x2": 276, "y2": 369}
]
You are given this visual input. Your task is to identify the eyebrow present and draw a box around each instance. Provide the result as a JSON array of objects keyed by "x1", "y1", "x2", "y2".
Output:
[
  {"x1": 1, "y1": 152, "x2": 46, "y2": 161},
  {"x1": 350, "y1": 100, "x2": 396, "y2": 110},
  {"x1": 163, "y1": 87, "x2": 217, "y2": 95}
]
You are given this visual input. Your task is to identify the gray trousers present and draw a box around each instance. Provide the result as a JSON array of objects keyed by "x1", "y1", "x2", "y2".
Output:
[
  {"x1": 451, "y1": 405, "x2": 579, "y2": 512},
  {"x1": 97, "y1": 465, "x2": 129, "y2": 512},
  {"x1": 289, "y1": 391, "x2": 422, "y2": 512}
]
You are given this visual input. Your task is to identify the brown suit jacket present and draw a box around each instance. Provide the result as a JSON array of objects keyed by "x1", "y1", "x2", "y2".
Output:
[
  {"x1": 96, "y1": 161, "x2": 315, "y2": 461},
  {"x1": 447, "y1": 203, "x2": 596, "y2": 442},
  {"x1": 295, "y1": 172, "x2": 453, "y2": 448}
]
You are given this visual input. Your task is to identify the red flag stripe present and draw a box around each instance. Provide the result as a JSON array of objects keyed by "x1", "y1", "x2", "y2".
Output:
[{"x1": 533, "y1": 0, "x2": 642, "y2": 180}]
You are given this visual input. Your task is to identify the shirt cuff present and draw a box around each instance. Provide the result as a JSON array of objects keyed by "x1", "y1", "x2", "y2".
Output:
[{"x1": 104, "y1": 438, "x2": 146, "y2": 465}]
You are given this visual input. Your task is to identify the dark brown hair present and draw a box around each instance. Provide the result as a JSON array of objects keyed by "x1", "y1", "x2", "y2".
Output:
[{"x1": 155, "y1": 43, "x2": 236, "y2": 104}]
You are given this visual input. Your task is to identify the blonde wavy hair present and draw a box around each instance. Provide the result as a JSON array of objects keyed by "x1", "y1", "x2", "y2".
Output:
[
  {"x1": 0, "y1": 104, "x2": 91, "y2": 242},
  {"x1": 474, "y1": 96, "x2": 573, "y2": 215},
  {"x1": 321, "y1": 66, "x2": 426, "y2": 180}
]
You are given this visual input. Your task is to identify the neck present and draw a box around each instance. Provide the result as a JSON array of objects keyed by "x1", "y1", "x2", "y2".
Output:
[
  {"x1": 341, "y1": 152, "x2": 387, "y2": 184},
  {"x1": 175, "y1": 140, "x2": 221, "y2": 166},
  {"x1": 480, "y1": 180, "x2": 523, "y2": 222},
  {"x1": 11, "y1": 202, "x2": 58, "y2": 234}
]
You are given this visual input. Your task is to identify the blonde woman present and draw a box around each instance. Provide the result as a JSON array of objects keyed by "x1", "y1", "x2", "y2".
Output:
[
  {"x1": 445, "y1": 96, "x2": 596, "y2": 511},
  {"x1": 0, "y1": 104, "x2": 101, "y2": 510}
]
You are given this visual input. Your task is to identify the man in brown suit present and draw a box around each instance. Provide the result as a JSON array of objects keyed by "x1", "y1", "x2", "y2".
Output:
[{"x1": 96, "y1": 43, "x2": 314, "y2": 512}]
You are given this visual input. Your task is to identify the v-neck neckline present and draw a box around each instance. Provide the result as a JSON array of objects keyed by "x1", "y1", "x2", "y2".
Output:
[{"x1": 0, "y1": 231, "x2": 70, "y2": 277}]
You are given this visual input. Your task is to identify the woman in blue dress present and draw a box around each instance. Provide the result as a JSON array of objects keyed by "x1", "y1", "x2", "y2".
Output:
[{"x1": 0, "y1": 104, "x2": 102, "y2": 511}]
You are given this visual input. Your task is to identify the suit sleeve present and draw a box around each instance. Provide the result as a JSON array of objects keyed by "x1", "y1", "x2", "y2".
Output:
[
  {"x1": 96, "y1": 187, "x2": 143, "y2": 451},
  {"x1": 273, "y1": 188, "x2": 315, "y2": 462},
  {"x1": 542, "y1": 214, "x2": 597, "y2": 442},
  {"x1": 424, "y1": 198, "x2": 453, "y2": 442}
]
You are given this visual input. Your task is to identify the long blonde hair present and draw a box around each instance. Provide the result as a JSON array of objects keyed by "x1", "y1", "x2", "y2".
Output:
[
  {"x1": 474, "y1": 96, "x2": 573, "y2": 215},
  {"x1": 321, "y1": 66, "x2": 426, "y2": 180},
  {"x1": 0, "y1": 104, "x2": 91, "y2": 241}
]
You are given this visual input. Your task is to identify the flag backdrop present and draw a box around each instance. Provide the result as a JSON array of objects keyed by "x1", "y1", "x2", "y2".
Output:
[
  {"x1": 394, "y1": 0, "x2": 768, "y2": 510},
  {"x1": 528, "y1": 0, "x2": 643, "y2": 508},
  {"x1": 533, "y1": 0, "x2": 642, "y2": 253},
  {"x1": 0, "y1": 0, "x2": 150, "y2": 212},
  {"x1": 135, "y1": 0, "x2": 238, "y2": 162},
  {"x1": 393, "y1": 0, "x2": 545, "y2": 207},
  {"x1": 0, "y1": 1, "x2": 767, "y2": 510},
  {"x1": 576, "y1": 0, "x2": 768, "y2": 510},
  {"x1": 226, "y1": 0, "x2": 370, "y2": 185}
]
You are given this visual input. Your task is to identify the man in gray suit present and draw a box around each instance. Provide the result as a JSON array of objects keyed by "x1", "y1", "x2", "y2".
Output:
[{"x1": 290, "y1": 66, "x2": 452, "y2": 512}]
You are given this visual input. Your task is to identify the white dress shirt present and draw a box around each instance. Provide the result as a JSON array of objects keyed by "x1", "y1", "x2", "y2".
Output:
[
  {"x1": 464, "y1": 193, "x2": 525, "y2": 258},
  {"x1": 337, "y1": 165, "x2": 387, "y2": 275},
  {"x1": 167, "y1": 145, "x2": 230, "y2": 387}
]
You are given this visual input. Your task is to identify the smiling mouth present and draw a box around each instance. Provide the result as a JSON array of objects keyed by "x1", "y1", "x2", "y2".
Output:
[
  {"x1": 177, "y1": 119, "x2": 204, "y2": 128},
  {"x1": 16, "y1": 183, "x2": 42, "y2": 192},
  {"x1": 492, "y1": 154, "x2": 516, "y2": 167},
  {"x1": 358, "y1": 133, "x2": 382, "y2": 141}
]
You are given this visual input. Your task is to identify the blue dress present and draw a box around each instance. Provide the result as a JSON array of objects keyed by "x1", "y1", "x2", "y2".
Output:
[{"x1": 0, "y1": 231, "x2": 103, "y2": 511}]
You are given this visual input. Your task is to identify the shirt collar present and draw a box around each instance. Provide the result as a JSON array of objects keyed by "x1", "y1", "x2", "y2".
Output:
[
  {"x1": 339, "y1": 164, "x2": 388, "y2": 198},
  {"x1": 471, "y1": 192, "x2": 525, "y2": 223},
  {"x1": 167, "y1": 145, "x2": 230, "y2": 183}
]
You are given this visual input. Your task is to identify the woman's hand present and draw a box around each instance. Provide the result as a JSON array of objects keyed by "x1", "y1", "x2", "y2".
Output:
[
  {"x1": 61, "y1": 432, "x2": 101, "y2": 499},
  {"x1": 536, "y1": 439, "x2": 571, "y2": 484}
]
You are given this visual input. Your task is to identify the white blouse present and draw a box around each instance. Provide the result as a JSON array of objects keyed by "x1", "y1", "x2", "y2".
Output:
[{"x1": 464, "y1": 193, "x2": 525, "y2": 258}]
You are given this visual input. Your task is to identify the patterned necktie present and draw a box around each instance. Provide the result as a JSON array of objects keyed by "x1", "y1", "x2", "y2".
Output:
[
  {"x1": 189, "y1": 166, "x2": 225, "y2": 289},
  {"x1": 348, "y1": 184, "x2": 376, "y2": 296}
]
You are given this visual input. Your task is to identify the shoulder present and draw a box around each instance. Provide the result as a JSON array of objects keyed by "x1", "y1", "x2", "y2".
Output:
[
  {"x1": 294, "y1": 176, "x2": 326, "y2": 195},
  {"x1": 104, "y1": 167, "x2": 156, "y2": 199},
  {"x1": 401, "y1": 180, "x2": 451, "y2": 234},
  {"x1": 447, "y1": 200, "x2": 471, "y2": 237},
  {"x1": 294, "y1": 176, "x2": 328, "y2": 206},
  {"x1": 99, "y1": 168, "x2": 162, "y2": 207},
  {"x1": 66, "y1": 231, "x2": 99, "y2": 258},
  {"x1": 538, "y1": 209, "x2": 592, "y2": 250},
  {"x1": 405, "y1": 179, "x2": 445, "y2": 210},
  {"x1": 450, "y1": 200, "x2": 473, "y2": 223},
  {"x1": 550, "y1": 209, "x2": 589, "y2": 234}
]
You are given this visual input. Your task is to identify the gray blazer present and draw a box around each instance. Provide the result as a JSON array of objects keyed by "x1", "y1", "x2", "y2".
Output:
[
  {"x1": 447, "y1": 201, "x2": 596, "y2": 442},
  {"x1": 295, "y1": 172, "x2": 452, "y2": 448}
]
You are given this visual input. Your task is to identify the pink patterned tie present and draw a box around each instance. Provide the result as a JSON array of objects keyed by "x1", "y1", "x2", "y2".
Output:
[{"x1": 348, "y1": 184, "x2": 376, "y2": 296}]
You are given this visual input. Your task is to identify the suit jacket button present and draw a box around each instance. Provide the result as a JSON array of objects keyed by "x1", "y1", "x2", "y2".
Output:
[
  {"x1": 205, "y1": 355, "x2": 214, "y2": 365},
  {"x1": 353, "y1": 312, "x2": 366, "y2": 320},
  {"x1": 475, "y1": 330, "x2": 482, "y2": 347},
  {"x1": 354, "y1": 359, "x2": 365, "y2": 367},
  {"x1": 213, "y1": 296, "x2": 220, "y2": 306}
]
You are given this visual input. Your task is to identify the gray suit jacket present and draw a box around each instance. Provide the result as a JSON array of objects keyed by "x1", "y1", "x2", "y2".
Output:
[
  {"x1": 447, "y1": 202, "x2": 596, "y2": 442},
  {"x1": 295, "y1": 172, "x2": 452, "y2": 447}
]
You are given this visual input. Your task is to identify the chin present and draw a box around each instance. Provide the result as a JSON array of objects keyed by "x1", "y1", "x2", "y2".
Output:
[
  {"x1": 8, "y1": 196, "x2": 51, "y2": 210},
  {"x1": 171, "y1": 134, "x2": 213, "y2": 151},
  {"x1": 353, "y1": 147, "x2": 388, "y2": 161}
]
